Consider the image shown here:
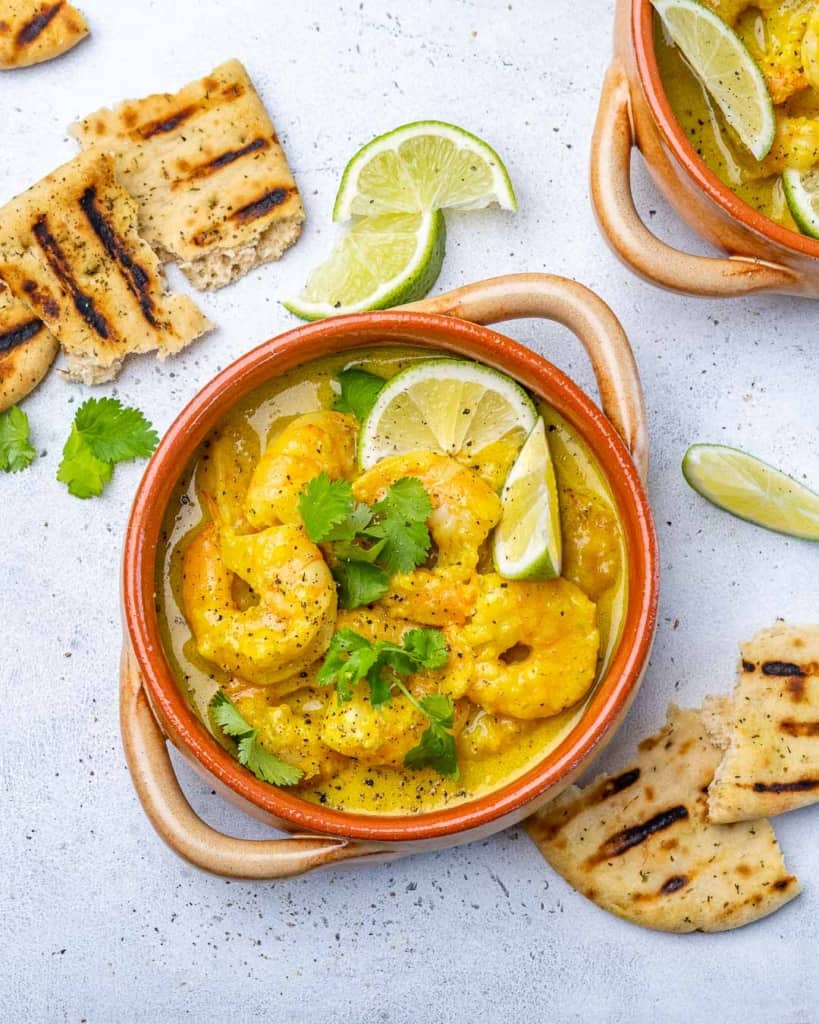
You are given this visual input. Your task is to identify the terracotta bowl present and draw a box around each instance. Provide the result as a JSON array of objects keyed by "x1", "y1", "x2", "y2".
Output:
[
  {"x1": 121, "y1": 274, "x2": 659, "y2": 879},
  {"x1": 592, "y1": 0, "x2": 819, "y2": 297}
]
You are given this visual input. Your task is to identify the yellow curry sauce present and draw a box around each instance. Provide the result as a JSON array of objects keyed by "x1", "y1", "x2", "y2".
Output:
[
  {"x1": 156, "y1": 347, "x2": 628, "y2": 815},
  {"x1": 655, "y1": 1, "x2": 819, "y2": 231}
]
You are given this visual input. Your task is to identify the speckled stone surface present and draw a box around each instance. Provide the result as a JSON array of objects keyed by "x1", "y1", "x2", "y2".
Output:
[{"x1": 2, "y1": 2, "x2": 818, "y2": 1021}]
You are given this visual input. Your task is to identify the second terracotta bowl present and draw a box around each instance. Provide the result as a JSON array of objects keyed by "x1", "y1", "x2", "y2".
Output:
[
  {"x1": 120, "y1": 274, "x2": 658, "y2": 879},
  {"x1": 592, "y1": 0, "x2": 819, "y2": 297}
]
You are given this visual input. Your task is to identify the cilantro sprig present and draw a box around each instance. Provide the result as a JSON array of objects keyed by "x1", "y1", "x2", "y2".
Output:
[
  {"x1": 298, "y1": 473, "x2": 433, "y2": 609},
  {"x1": 210, "y1": 690, "x2": 303, "y2": 787},
  {"x1": 57, "y1": 397, "x2": 159, "y2": 498},
  {"x1": 317, "y1": 627, "x2": 459, "y2": 778},
  {"x1": 332, "y1": 367, "x2": 386, "y2": 421},
  {"x1": 0, "y1": 406, "x2": 37, "y2": 473}
]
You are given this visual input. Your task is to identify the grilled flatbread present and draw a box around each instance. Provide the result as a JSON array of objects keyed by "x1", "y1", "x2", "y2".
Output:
[
  {"x1": 0, "y1": 149, "x2": 212, "y2": 384},
  {"x1": 704, "y1": 623, "x2": 819, "y2": 823},
  {"x1": 527, "y1": 706, "x2": 799, "y2": 932},
  {"x1": 0, "y1": 2, "x2": 88, "y2": 69},
  {"x1": 0, "y1": 287, "x2": 57, "y2": 409},
  {"x1": 70, "y1": 59, "x2": 304, "y2": 290}
]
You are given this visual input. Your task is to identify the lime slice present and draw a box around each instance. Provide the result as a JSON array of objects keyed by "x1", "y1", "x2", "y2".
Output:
[
  {"x1": 783, "y1": 168, "x2": 819, "y2": 238},
  {"x1": 493, "y1": 418, "x2": 562, "y2": 580},
  {"x1": 333, "y1": 120, "x2": 517, "y2": 221},
  {"x1": 358, "y1": 358, "x2": 537, "y2": 470},
  {"x1": 652, "y1": 0, "x2": 775, "y2": 160},
  {"x1": 683, "y1": 444, "x2": 819, "y2": 540},
  {"x1": 285, "y1": 210, "x2": 445, "y2": 321}
]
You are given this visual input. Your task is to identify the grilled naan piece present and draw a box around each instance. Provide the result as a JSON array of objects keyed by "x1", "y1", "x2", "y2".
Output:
[
  {"x1": 704, "y1": 623, "x2": 819, "y2": 823},
  {"x1": 0, "y1": 1, "x2": 88, "y2": 70},
  {"x1": 527, "y1": 706, "x2": 799, "y2": 932},
  {"x1": 0, "y1": 149, "x2": 212, "y2": 384},
  {"x1": 70, "y1": 59, "x2": 304, "y2": 291},
  {"x1": 0, "y1": 286, "x2": 57, "y2": 409}
]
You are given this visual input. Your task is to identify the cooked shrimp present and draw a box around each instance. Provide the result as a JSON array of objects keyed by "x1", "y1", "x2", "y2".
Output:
[
  {"x1": 560, "y1": 488, "x2": 622, "y2": 601},
  {"x1": 231, "y1": 687, "x2": 347, "y2": 783},
  {"x1": 457, "y1": 706, "x2": 533, "y2": 761},
  {"x1": 195, "y1": 418, "x2": 259, "y2": 534},
  {"x1": 457, "y1": 574, "x2": 599, "y2": 720},
  {"x1": 245, "y1": 411, "x2": 358, "y2": 528},
  {"x1": 181, "y1": 521, "x2": 337, "y2": 685},
  {"x1": 804, "y1": 7, "x2": 819, "y2": 90},
  {"x1": 353, "y1": 452, "x2": 502, "y2": 626},
  {"x1": 319, "y1": 608, "x2": 468, "y2": 766},
  {"x1": 754, "y1": 114, "x2": 819, "y2": 176}
]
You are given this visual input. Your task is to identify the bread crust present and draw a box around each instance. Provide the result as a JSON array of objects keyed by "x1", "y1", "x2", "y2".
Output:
[
  {"x1": 0, "y1": 2, "x2": 88, "y2": 70},
  {"x1": 0, "y1": 287, "x2": 57, "y2": 410}
]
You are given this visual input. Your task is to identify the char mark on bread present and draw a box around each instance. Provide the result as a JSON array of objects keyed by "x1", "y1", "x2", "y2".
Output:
[
  {"x1": 588, "y1": 804, "x2": 689, "y2": 865},
  {"x1": 32, "y1": 216, "x2": 110, "y2": 338},
  {"x1": 79, "y1": 186, "x2": 158, "y2": 327},
  {"x1": 0, "y1": 317, "x2": 43, "y2": 353},
  {"x1": 16, "y1": 1, "x2": 62, "y2": 45}
]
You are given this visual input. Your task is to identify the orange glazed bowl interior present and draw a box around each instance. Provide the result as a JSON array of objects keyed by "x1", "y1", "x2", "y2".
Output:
[
  {"x1": 122, "y1": 311, "x2": 659, "y2": 844},
  {"x1": 633, "y1": 0, "x2": 819, "y2": 260}
]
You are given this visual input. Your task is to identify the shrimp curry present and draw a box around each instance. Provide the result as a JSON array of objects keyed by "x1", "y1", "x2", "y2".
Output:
[{"x1": 156, "y1": 348, "x2": 628, "y2": 815}]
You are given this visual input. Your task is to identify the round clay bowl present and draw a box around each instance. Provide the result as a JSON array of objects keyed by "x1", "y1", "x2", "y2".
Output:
[{"x1": 122, "y1": 307, "x2": 658, "y2": 847}]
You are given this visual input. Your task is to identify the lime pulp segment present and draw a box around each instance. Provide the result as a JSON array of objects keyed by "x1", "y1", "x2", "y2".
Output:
[
  {"x1": 783, "y1": 168, "x2": 819, "y2": 239},
  {"x1": 357, "y1": 358, "x2": 537, "y2": 469},
  {"x1": 333, "y1": 120, "x2": 517, "y2": 220},
  {"x1": 284, "y1": 210, "x2": 446, "y2": 321},
  {"x1": 683, "y1": 444, "x2": 819, "y2": 540}
]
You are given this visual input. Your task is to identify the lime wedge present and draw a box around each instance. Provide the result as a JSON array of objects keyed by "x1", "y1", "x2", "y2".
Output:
[
  {"x1": 683, "y1": 444, "x2": 819, "y2": 540},
  {"x1": 652, "y1": 0, "x2": 775, "y2": 160},
  {"x1": 783, "y1": 168, "x2": 819, "y2": 238},
  {"x1": 285, "y1": 211, "x2": 445, "y2": 321},
  {"x1": 493, "y1": 418, "x2": 562, "y2": 580},
  {"x1": 333, "y1": 120, "x2": 517, "y2": 221},
  {"x1": 358, "y1": 358, "x2": 536, "y2": 470}
]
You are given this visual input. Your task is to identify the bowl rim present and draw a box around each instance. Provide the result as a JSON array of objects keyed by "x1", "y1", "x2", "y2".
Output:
[
  {"x1": 633, "y1": 0, "x2": 819, "y2": 261},
  {"x1": 123, "y1": 310, "x2": 659, "y2": 843}
]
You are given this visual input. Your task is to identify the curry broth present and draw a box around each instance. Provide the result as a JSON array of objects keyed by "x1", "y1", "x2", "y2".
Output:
[{"x1": 156, "y1": 346, "x2": 628, "y2": 815}]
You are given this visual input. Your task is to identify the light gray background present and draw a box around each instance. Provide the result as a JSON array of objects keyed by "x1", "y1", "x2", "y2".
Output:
[{"x1": 2, "y1": 1, "x2": 818, "y2": 1021}]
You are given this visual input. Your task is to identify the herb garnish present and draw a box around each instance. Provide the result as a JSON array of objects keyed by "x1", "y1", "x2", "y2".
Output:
[
  {"x1": 332, "y1": 367, "x2": 385, "y2": 421},
  {"x1": 0, "y1": 406, "x2": 36, "y2": 473},
  {"x1": 318, "y1": 627, "x2": 459, "y2": 778},
  {"x1": 57, "y1": 397, "x2": 158, "y2": 498},
  {"x1": 298, "y1": 472, "x2": 433, "y2": 609},
  {"x1": 210, "y1": 690, "x2": 303, "y2": 786}
]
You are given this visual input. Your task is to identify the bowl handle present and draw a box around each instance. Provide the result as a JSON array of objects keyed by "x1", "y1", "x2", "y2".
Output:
[
  {"x1": 591, "y1": 60, "x2": 798, "y2": 297},
  {"x1": 403, "y1": 272, "x2": 649, "y2": 481},
  {"x1": 120, "y1": 644, "x2": 389, "y2": 879}
]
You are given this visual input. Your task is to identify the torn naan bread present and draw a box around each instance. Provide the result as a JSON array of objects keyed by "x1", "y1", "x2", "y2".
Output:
[
  {"x1": 0, "y1": 149, "x2": 212, "y2": 384},
  {"x1": 0, "y1": 286, "x2": 57, "y2": 409},
  {"x1": 527, "y1": 706, "x2": 799, "y2": 932},
  {"x1": 0, "y1": 1, "x2": 88, "y2": 70},
  {"x1": 70, "y1": 59, "x2": 304, "y2": 290},
  {"x1": 704, "y1": 623, "x2": 819, "y2": 823}
]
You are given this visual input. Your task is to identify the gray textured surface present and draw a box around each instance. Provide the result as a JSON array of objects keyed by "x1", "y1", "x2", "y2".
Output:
[{"x1": 2, "y1": 1, "x2": 818, "y2": 1022}]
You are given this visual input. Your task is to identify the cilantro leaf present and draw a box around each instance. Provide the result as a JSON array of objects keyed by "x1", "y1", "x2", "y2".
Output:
[
  {"x1": 332, "y1": 368, "x2": 386, "y2": 420},
  {"x1": 57, "y1": 398, "x2": 158, "y2": 498},
  {"x1": 210, "y1": 690, "x2": 303, "y2": 786},
  {"x1": 404, "y1": 720, "x2": 459, "y2": 779},
  {"x1": 298, "y1": 473, "x2": 356, "y2": 542},
  {"x1": 73, "y1": 397, "x2": 158, "y2": 462},
  {"x1": 317, "y1": 626, "x2": 457, "y2": 776},
  {"x1": 57, "y1": 425, "x2": 113, "y2": 498},
  {"x1": 332, "y1": 561, "x2": 390, "y2": 611},
  {"x1": 366, "y1": 477, "x2": 432, "y2": 574},
  {"x1": 0, "y1": 406, "x2": 36, "y2": 473},
  {"x1": 323, "y1": 502, "x2": 373, "y2": 542}
]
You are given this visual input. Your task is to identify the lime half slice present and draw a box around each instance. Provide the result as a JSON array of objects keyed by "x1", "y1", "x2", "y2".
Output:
[
  {"x1": 783, "y1": 168, "x2": 819, "y2": 239},
  {"x1": 652, "y1": 0, "x2": 775, "y2": 160},
  {"x1": 683, "y1": 444, "x2": 819, "y2": 540},
  {"x1": 333, "y1": 120, "x2": 517, "y2": 221},
  {"x1": 358, "y1": 358, "x2": 536, "y2": 469},
  {"x1": 285, "y1": 211, "x2": 445, "y2": 321},
  {"x1": 493, "y1": 418, "x2": 562, "y2": 580}
]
